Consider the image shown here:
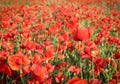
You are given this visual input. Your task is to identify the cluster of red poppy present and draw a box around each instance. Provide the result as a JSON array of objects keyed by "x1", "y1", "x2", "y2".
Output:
[{"x1": 0, "y1": 0, "x2": 120, "y2": 84}]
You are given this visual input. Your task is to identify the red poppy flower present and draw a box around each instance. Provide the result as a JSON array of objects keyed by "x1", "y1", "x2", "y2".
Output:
[
  {"x1": 68, "y1": 65, "x2": 80, "y2": 74},
  {"x1": 58, "y1": 45, "x2": 67, "y2": 51},
  {"x1": 27, "y1": 41, "x2": 36, "y2": 50},
  {"x1": 89, "y1": 78, "x2": 101, "y2": 84},
  {"x1": 22, "y1": 65, "x2": 31, "y2": 75},
  {"x1": 112, "y1": 68, "x2": 120, "y2": 82},
  {"x1": 7, "y1": 52, "x2": 30, "y2": 71},
  {"x1": 1, "y1": 20, "x2": 10, "y2": 28},
  {"x1": 35, "y1": 43, "x2": 43, "y2": 53},
  {"x1": 33, "y1": 24, "x2": 44, "y2": 30},
  {"x1": 0, "y1": 62, "x2": 12, "y2": 76},
  {"x1": 55, "y1": 72, "x2": 64, "y2": 83},
  {"x1": 73, "y1": 27, "x2": 92, "y2": 41},
  {"x1": 0, "y1": 50, "x2": 8, "y2": 61},
  {"x1": 104, "y1": 58, "x2": 117, "y2": 67},
  {"x1": 31, "y1": 64, "x2": 48, "y2": 83},
  {"x1": 32, "y1": 54, "x2": 42, "y2": 65},
  {"x1": 67, "y1": 77, "x2": 88, "y2": 84},
  {"x1": 107, "y1": 79, "x2": 116, "y2": 84},
  {"x1": 58, "y1": 54, "x2": 64, "y2": 59},
  {"x1": 58, "y1": 35, "x2": 64, "y2": 42},
  {"x1": 94, "y1": 57, "x2": 105, "y2": 75},
  {"x1": 44, "y1": 63, "x2": 54, "y2": 73},
  {"x1": 44, "y1": 39, "x2": 52, "y2": 46},
  {"x1": 21, "y1": 40, "x2": 36, "y2": 50},
  {"x1": 75, "y1": 43, "x2": 83, "y2": 50},
  {"x1": 113, "y1": 50, "x2": 120, "y2": 59},
  {"x1": 55, "y1": 62, "x2": 69, "y2": 70},
  {"x1": 43, "y1": 48, "x2": 54, "y2": 60}
]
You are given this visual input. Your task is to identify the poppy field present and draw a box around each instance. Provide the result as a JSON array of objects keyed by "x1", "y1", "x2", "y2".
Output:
[{"x1": 0, "y1": 0, "x2": 120, "y2": 84}]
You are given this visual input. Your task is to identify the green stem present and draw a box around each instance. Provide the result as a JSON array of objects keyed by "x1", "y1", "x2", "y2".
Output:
[
  {"x1": 92, "y1": 55, "x2": 95, "y2": 79},
  {"x1": 80, "y1": 58, "x2": 83, "y2": 79},
  {"x1": 21, "y1": 76, "x2": 25, "y2": 84}
]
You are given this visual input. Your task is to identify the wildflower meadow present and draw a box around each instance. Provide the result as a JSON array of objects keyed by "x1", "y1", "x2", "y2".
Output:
[{"x1": 0, "y1": 0, "x2": 120, "y2": 84}]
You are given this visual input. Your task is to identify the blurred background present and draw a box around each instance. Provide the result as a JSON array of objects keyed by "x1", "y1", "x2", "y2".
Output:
[{"x1": 0, "y1": 0, "x2": 120, "y2": 8}]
